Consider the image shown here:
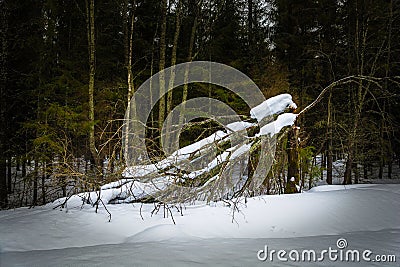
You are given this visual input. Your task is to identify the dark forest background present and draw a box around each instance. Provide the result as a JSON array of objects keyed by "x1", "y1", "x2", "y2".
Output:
[{"x1": 0, "y1": 0, "x2": 399, "y2": 208}]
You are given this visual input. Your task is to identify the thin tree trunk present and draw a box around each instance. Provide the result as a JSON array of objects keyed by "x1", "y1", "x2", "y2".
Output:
[
  {"x1": 22, "y1": 157, "x2": 26, "y2": 178},
  {"x1": 0, "y1": 156, "x2": 6, "y2": 208},
  {"x1": 320, "y1": 153, "x2": 324, "y2": 180},
  {"x1": 7, "y1": 153, "x2": 11, "y2": 193},
  {"x1": 353, "y1": 155, "x2": 359, "y2": 184},
  {"x1": 33, "y1": 160, "x2": 38, "y2": 206},
  {"x1": 86, "y1": 0, "x2": 98, "y2": 173},
  {"x1": 286, "y1": 125, "x2": 300, "y2": 193},
  {"x1": 62, "y1": 178, "x2": 66, "y2": 198},
  {"x1": 124, "y1": 0, "x2": 137, "y2": 161},
  {"x1": 16, "y1": 156, "x2": 20, "y2": 171},
  {"x1": 384, "y1": 0, "x2": 393, "y2": 180},
  {"x1": 179, "y1": 9, "x2": 198, "y2": 126},
  {"x1": 343, "y1": 131, "x2": 355, "y2": 185},
  {"x1": 326, "y1": 91, "x2": 333, "y2": 184},
  {"x1": 363, "y1": 162, "x2": 367, "y2": 179},
  {"x1": 41, "y1": 162, "x2": 46, "y2": 204},
  {"x1": 165, "y1": 0, "x2": 182, "y2": 149},
  {"x1": 166, "y1": 0, "x2": 182, "y2": 114},
  {"x1": 247, "y1": 0, "x2": 253, "y2": 56},
  {"x1": 158, "y1": 0, "x2": 167, "y2": 130},
  {"x1": 0, "y1": 0, "x2": 8, "y2": 208},
  {"x1": 127, "y1": 1, "x2": 136, "y2": 103},
  {"x1": 379, "y1": 119, "x2": 384, "y2": 179},
  {"x1": 309, "y1": 157, "x2": 316, "y2": 189},
  {"x1": 344, "y1": 3, "x2": 371, "y2": 185},
  {"x1": 149, "y1": 24, "x2": 159, "y2": 130}
]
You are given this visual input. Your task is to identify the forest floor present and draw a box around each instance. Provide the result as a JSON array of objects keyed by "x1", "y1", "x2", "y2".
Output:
[{"x1": 0, "y1": 183, "x2": 399, "y2": 266}]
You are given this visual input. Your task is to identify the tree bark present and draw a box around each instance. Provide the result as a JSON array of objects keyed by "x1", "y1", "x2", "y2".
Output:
[
  {"x1": 158, "y1": 0, "x2": 167, "y2": 130},
  {"x1": 179, "y1": 6, "x2": 199, "y2": 126},
  {"x1": 0, "y1": 157, "x2": 5, "y2": 208},
  {"x1": 126, "y1": 1, "x2": 136, "y2": 103},
  {"x1": 42, "y1": 162, "x2": 46, "y2": 204},
  {"x1": 326, "y1": 91, "x2": 333, "y2": 184},
  {"x1": 247, "y1": 0, "x2": 254, "y2": 55},
  {"x1": 33, "y1": 160, "x2": 38, "y2": 206},
  {"x1": 124, "y1": 0, "x2": 137, "y2": 161},
  {"x1": 343, "y1": 3, "x2": 373, "y2": 185},
  {"x1": 286, "y1": 125, "x2": 300, "y2": 193},
  {"x1": 384, "y1": 0, "x2": 393, "y2": 180},
  {"x1": 379, "y1": 118, "x2": 384, "y2": 179},
  {"x1": 165, "y1": 0, "x2": 182, "y2": 150},
  {"x1": 0, "y1": 1, "x2": 8, "y2": 208},
  {"x1": 86, "y1": 0, "x2": 99, "y2": 173},
  {"x1": 7, "y1": 153, "x2": 11, "y2": 193}
]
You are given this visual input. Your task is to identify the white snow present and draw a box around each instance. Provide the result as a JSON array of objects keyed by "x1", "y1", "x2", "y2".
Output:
[
  {"x1": 1, "y1": 184, "x2": 399, "y2": 266},
  {"x1": 2, "y1": 91, "x2": 399, "y2": 266},
  {"x1": 123, "y1": 130, "x2": 228, "y2": 178},
  {"x1": 183, "y1": 151, "x2": 230, "y2": 179},
  {"x1": 250, "y1": 93, "x2": 297, "y2": 121},
  {"x1": 229, "y1": 143, "x2": 251, "y2": 160},
  {"x1": 1, "y1": 184, "x2": 399, "y2": 251},
  {"x1": 257, "y1": 113, "x2": 298, "y2": 137},
  {"x1": 171, "y1": 130, "x2": 227, "y2": 158},
  {"x1": 225, "y1": 121, "x2": 254, "y2": 132},
  {"x1": 123, "y1": 94, "x2": 297, "y2": 181}
]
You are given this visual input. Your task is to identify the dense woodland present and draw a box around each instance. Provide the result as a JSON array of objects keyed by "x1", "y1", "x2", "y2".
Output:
[{"x1": 0, "y1": 0, "x2": 399, "y2": 209}]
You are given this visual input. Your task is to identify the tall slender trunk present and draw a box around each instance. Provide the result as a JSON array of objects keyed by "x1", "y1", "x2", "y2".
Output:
[
  {"x1": 165, "y1": 0, "x2": 182, "y2": 150},
  {"x1": 41, "y1": 162, "x2": 46, "y2": 204},
  {"x1": 379, "y1": 118, "x2": 384, "y2": 179},
  {"x1": 343, "y1": 112, "x2": 359, "y2": 185},
  {"x1": 158, "y1": 0, "x2": 167, "y2": 130},
  {"x1": 0, "y1": 157, "x2": 5, "y2": 208},
  {"x1": 179, "y1": 10, "x2": 198, "y2": 126},
  {"x1": 127, "y1": 1, "x2": 136, "y2": 103},
  {"x1": 326, "y1": 91, "x2": 333, "y2": 184},
  {"x1": 286, "y1": 125, "x2": 300, "y2": 193},
  {"x1": 7, "y1": 153, "x2": 11, "y2": 193},
  {"x1": 247, "y1": 0, "x2": 253, "y2": 55},
  {"x1": 166, "y1": 0, "x2": 182, "y2": 114},
  {"x1": 22, "y1": 156, "x2": 26, "y2": 178},
  {"x1": 149, "y1": 24, "x2": 158, "y2": 130},
  {"x1": 363, "y1": 162, "x2": 367, "y2": 179},
  {"x1": 33, "y1": 160, "x2": 38, "y2": 206},
  {"x1": 0, "y1": 0, "x2": 8, "y2": 208},
  {"x1": 86, "y1": 0, "x2": 98, "y2": 173},
  {"x1": 385, "y1": 0, "x2": 393, "y2": 179},
  {"x1": 124, "y1": 0, "x2": 137, "y2": 161},
  {"x1": 353, "y1": 160, "x2": 359, "y2": 184},
  {"x1": 344, "y1": 3, "x2": 370, "y2": 185}
]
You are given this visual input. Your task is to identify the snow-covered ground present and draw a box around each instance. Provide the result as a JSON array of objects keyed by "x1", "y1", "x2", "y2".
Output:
[{"x1": 1, "y1": 184, "x2": 399, "y2": 266}]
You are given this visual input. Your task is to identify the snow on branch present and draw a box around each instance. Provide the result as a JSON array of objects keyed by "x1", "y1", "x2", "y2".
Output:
[{"x1": 70, "y1": 94, "x2": 298, "y2": 205}]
